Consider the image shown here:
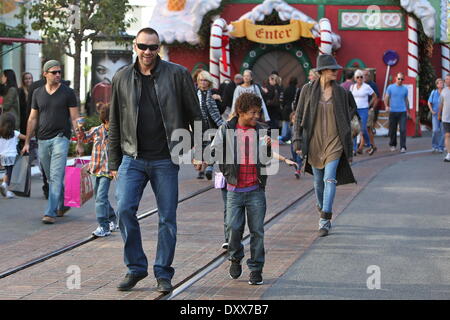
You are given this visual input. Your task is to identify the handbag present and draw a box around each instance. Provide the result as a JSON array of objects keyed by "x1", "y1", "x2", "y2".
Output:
[
  {"x1": 351, "y1": 115, "x2": 361, "y2": 138},
  {"x1": 214, "y1": 171, "x2": 226, "y2": 189},
  {"x1": 64, "y1": 158, "x2": 94, "y2": 207},
  {"x1": 9, "y1": 154, "x2": 31, "y2": 197}
]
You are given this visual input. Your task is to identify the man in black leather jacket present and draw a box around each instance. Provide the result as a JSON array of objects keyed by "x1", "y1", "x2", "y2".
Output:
[{"x1": 109, "y1": 27, "x2": 203, "y2": 294}]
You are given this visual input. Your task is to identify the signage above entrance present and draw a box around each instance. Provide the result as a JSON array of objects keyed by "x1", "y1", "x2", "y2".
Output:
[{"x1": 230, "y1": 19, "x2": 315, "y2": 44}]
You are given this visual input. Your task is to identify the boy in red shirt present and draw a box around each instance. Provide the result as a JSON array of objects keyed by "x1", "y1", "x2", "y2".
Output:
[{"x1": 211, "y1": 93, "x2": 294, "y2": 285}]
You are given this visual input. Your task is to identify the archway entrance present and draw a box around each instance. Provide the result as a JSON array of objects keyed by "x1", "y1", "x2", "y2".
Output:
[
  {"x1": 240, "y1": 44, "x2": 311, "y2": 88},
  {"x1": 253, "y1": 51, "x2": 306, "y2": 88}
]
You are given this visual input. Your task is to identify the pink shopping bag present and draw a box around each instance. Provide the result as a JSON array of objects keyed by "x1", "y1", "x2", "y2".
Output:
[{"x1": 64, "y1": 159, "x2": 94, "y2": 207}]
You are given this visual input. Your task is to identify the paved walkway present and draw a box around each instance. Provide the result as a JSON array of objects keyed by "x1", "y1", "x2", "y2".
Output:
[
  {"x1": 262, "y1": 153, "x2": 450, "y2": 300},
  {"x1": 1, "y1": 135, "x2": 448, "y2": 300}
]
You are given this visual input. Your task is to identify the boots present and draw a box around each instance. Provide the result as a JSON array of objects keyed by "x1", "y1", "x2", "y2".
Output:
[{"x1": 318, "y1": 210, "x2": 332, "y2": 237}]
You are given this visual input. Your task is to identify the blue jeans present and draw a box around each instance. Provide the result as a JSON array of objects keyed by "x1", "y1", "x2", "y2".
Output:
[
  {"x1": 431, "y1": 115, "x2": 445, "y2": 151},
  {"x1": 357, "y1": 108, "x2": 371, "y2": 148},
  {"x1": 281, "y1": 121, "x2": 291, "y2": 139},
  {"x1": 221, "y1": 188, "x2": 229, "y2": 243},
  {"x1": 311, "y1": 158, "x2": 340, "y2": 230},
  {"x1": 93, "y1": 176, "x2": 116, "y2": 231},
  {"x1": 38, "y1": 135, "x2": 69, "y2": 217},
  {"x1": 290, "y1": 144, "x2": 303, "y2": 169},
  {"x1": 116, "y1": 156, "x2": 179, "y2": 279},
  {"x1": 226, "y1": 189, "x2": 266, "y2": 272},
  {"x1": 389, "y1": 111, "x2": 407, "y2": 149}
]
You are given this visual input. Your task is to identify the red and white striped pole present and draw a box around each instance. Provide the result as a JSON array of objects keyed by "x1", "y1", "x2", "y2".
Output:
[
  {"x1": 210, "y1": 18, "x2": 228, "y2": 89},
  {"x1": 407, "y1": 16, "x2": 419, "y2": 78},
  {"x1": 318, "y1": 18, "x2": 332, "y2": 55},
  {"x1": 219, "y1": 29, "x2": 231, "y2": 84},
  {"x1": 442, "y1": 43, "x2": 450, "y2": 78}
]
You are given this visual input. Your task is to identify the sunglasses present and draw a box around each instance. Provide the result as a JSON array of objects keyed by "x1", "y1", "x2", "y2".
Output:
[
  {"x1": 48, "y1": 70, "x2": 61, "y2": 75},
  {"x1": 356, "y1": 76, "x2": 363, "y2": 79},
  {"x1": 136, "y1": 43, "x2": 159, "y2": 51},
  {"x1": 397, "y1": 78, "x2": 404, "y2": 80}
]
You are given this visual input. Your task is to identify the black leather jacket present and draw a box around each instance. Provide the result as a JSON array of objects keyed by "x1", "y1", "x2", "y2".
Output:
[{"x1": 109, "y1": 57, "x2": 202, "y2": 170}]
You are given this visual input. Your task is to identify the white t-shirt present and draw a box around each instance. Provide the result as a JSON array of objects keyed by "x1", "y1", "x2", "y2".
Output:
[
  {"x1": 440, "y1": 87, "x2": 450, "y2": 123},
  {"x1": 350, "y1": 83, "x2": 374, "y2": 109},
  {"x1": 0, "y1": 130, "x2": 20, "y2": 158}
]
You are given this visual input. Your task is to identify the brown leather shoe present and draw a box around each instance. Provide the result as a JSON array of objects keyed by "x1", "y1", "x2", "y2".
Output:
[
  {"x1": 57, "y1": 206, "x2": 70, "y2": 217},
  {"x1": 318, "y1": 228, "x2": 329, "y2": 237},
  {"x1": 42, "y1": 216, "x2": 56, "y2": 224}
]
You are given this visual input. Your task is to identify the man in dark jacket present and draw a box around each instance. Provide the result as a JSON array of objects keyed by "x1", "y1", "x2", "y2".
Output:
[{"x1": 109, "y1": 27, "x2": 203, "y2": 294}]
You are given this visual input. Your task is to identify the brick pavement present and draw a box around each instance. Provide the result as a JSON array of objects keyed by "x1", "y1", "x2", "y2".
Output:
[{"x1": 0, "y1": 136, "x2": 433, "y2": 299}]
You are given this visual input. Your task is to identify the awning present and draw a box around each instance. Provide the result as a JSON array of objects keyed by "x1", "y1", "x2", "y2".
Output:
[
  {"x1": 0, "y1": 37, "x2": 44, "y2": 44},
  {"x1": 0, "y1": 37, "x2": 43, "y2": 57}
]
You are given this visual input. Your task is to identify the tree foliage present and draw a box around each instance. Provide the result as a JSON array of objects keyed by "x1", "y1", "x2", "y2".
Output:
[
  {"x1": 23, "y1": 0, "x2": 135, "y2": 99},
  {"x1": 27, "y1": 0, "x2": 134, "y2": 57}
]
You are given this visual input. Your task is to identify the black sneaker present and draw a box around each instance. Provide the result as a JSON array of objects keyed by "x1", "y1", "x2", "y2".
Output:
[
  {"x1": 229, "y1": 261, "x2": 242, "y2": 279},
  {"x1": 205, "y1": 166, "x2": 213, "y2": 180},
  {"x1": 117, "y1": 273, "x2": 148, "y2": 291},
  {"x1": 156, "y1": 278, "x2": 173, "y2": 294},
  {"x1": 248, "y1": 271, "x2": 263, "y2": 285}
]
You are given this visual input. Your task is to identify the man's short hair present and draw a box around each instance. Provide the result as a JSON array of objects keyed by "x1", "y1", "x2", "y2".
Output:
[
  {"x1": 345, "y1": 70, "x2": 354, "y2": 80},
  {"x1": 136, "y1": 27, "x2": 159, "y2": 39},
  {"x1": 235, "y1": 93, "x2": 262, "y2": 114}
]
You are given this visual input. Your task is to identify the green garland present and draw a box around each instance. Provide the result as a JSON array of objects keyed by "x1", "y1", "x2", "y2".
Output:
[{"x1": 416, "y1": 15, "x2": 436, "y2": 123}]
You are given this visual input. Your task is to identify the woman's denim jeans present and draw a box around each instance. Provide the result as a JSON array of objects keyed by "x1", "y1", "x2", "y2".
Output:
[
  {"x1": 116, "y1": 156, "x2": 179, "y2": 279},
  {"x1": 93, "y1": 176, "x2": 116, "y2": 231},
  {"x1": 431, "y1": 115, "x2": 445, "y2": 151},
  {"x1": 357, "y1": 108, "x2": 371, "y2": 148},
  {"x1": 38, "y1": 135, "x2": 69, "y2": 217},
  {"x1": 311, "y1": 158, "x2": 340, "y2": 230},
  {"x1": 226, "y1": 189, "x2": 266, "y2": 272}
]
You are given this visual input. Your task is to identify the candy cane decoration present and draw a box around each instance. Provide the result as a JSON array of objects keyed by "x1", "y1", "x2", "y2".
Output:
[
  {"x1": 219, "y1": 28, "x2": 231, "y2": 85},
  {"x1": 407, "y1": 16, "x2": 419, "y2": 78},
  {"x1": 210, "y1": 18, "x2": 229, "y2": 89},
  {"x1": 442, "y1": 43, "x2": 450, "y2": 78},
  {"x1": 318, "y1": 18, "x2": 332, "y2": 55}
]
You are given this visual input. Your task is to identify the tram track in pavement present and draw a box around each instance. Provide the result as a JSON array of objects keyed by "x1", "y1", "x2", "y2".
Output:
[
  {"x1": 156, "y1": 148, "x2": 432, "y2": 299},
  {"x1": 0, "y1": 148, "x2": 431, "y2": 286}
]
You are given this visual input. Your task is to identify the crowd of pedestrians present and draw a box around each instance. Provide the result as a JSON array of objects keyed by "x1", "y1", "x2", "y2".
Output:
[{"x1": 1, "y1": 26, "x2": 448, "y2": 295}]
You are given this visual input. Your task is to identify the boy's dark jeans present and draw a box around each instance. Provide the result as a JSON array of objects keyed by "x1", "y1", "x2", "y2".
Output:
[{"x1": 226, "y1": 189, "x2": 266, "y2": 272}]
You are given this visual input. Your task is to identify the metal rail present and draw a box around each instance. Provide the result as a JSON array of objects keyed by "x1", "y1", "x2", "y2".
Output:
[{"x1": 0, "y1": 185, "x2": 213, "y2": 279}]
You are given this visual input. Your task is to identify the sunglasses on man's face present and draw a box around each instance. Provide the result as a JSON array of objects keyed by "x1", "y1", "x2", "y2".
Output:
[
  {"x1": 356, "y1": 76, "x2": 363, "y2": 79},
  {"x1": 136, "y1": 43, "x2": 159, "y2": 51},
  {"x1": 397, "y1": 78, "x2": 404, "y2": 80},
  {"x1": 48, "y1": 70, "x2": 61, "y2": 75}
]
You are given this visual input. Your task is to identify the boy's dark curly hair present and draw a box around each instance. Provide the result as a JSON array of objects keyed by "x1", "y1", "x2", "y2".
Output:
[
  {"x1": 97, "y1": 102, "x2": 110, "y2": 124},
  {"x1": 235, "y1": 92, "x2": 262, "y2": 115}
]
